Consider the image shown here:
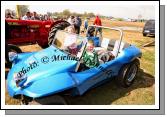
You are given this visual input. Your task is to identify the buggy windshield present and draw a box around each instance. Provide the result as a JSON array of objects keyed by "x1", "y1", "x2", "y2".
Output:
[{"x1": 52, "y1": 30, "x2": 87, "y2": 58}]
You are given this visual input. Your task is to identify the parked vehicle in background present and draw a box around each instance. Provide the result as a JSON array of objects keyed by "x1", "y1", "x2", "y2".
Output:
[{"x1": 142, "y1": 19, "x2": 155, "y2": 37}]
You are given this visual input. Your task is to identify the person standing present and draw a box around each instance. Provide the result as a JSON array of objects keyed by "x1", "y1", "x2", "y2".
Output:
[
  {"x1": 74, "y1": 16, "x2": 82, "y2": 34},
  {"x1": 67, "y1": 16, "x2": 75, "y2": 25},
  {"x1": 31, "y1": 12, "x2": 40, "y2": 20},
  {"x1": 84, "y1": 18, "x2": 88, "y2": 32},
  {"x1": 93, "y1": 15, "x2": 102, "y2": 41},
  {"x1": 6, "y1": 13, "x2": 14, "y2": 19},
  {"x1": 39, "y1": 14, "x2": 44, "y2": 20},
  {"x1": 43, "y1": 14, "x2": 49, "y2": 21},
  {"x1": 22, "y1": 11, "x2": 31, "y2": 20}
]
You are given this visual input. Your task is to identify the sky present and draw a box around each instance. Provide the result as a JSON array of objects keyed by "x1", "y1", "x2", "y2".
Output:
[{"x1": 6, "y1": 5, "x2": 155, "y2": 20}]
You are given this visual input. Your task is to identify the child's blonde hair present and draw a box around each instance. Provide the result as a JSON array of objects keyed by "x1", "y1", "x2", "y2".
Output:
[{"x1": 87, "y1": 40, "x2": 94, "y2": 46}]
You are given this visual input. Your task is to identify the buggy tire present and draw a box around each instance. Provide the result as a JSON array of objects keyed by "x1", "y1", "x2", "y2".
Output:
[
  {"x1": 143, "y1": 33, "x2": 147, "y2": 37},
  {"x1": 116, "y1": 59, "x2": 140, "y2": 87},
  {"x1": 48, "y1": 21, "x2": 70, "y2": 45},
  {"x1": 28, "y1": 95, "x2": 67, "y2": 105},
  {"x1": 5, "y1": 44, "x2": 22, "y2": 68}
]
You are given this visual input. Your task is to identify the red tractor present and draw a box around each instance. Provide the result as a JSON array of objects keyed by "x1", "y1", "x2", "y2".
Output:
[
  {"x1": 5, "y1": 19, "x2": 70, "y2": 68},
  {"x1": 6, "y1": 19, "x2": 70, "y2": 48}
]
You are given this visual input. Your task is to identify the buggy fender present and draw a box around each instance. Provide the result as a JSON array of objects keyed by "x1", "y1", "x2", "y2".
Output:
[
  {"x1": 16, "y1": 52, "x2": 36, "y2": 61},
  {"x1": 103, "y1": 45, "x2": 141, "y2": 76},
  {"x1": 8, "y1": 73, "x2": 76, "y2": 98},
  {"x1": 117, "y1": 45, "x2": 142, "y2": 64}
]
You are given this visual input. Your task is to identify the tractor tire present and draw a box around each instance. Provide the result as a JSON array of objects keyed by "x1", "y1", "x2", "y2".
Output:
[
  {"x1": 5, "y1": 44, "x2": 22, "y2": 68},
  {"x1": 116, "y1": 59, "x2": 140, "y2": 87},
  {"x1": 48, "y1": 21, "x2": 70, "y2": 45},
  {"x1": 39, "y1": 44, "x2": 49, "y2": 49}
]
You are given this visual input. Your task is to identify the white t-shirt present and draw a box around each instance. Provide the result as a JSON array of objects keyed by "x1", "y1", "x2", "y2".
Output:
[
  {"x1": 67, "y1": 18, "x2": 75, "y2": 25},
  {"x1": 64, "y1": 34, "x2": 77, "y2": 47},
  {"x1": 22, "y1": 15, "x2": 31, "y2": 20}
]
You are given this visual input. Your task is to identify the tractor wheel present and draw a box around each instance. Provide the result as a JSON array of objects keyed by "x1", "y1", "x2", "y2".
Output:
[
  {"x1": 5, "y1": 44, "x2": 22, "y2": 68},
  {"x1": 39, "y1": 44, "x2": 49, "y2": 49},
  {"x1": 48, "y1": 21, "x2": 70, "y2": 45},
  {"x1": 116, "y1": 59, "x2": 140, "y2": 87}
]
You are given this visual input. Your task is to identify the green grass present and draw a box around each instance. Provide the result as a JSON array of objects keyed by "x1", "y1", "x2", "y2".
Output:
[{"x1": 141, "y1": 50, "x2": 155, "y2": 75}]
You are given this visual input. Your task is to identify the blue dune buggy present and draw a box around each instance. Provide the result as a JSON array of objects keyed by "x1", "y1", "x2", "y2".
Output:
[{"x1": 7, "y1": 25, "x2": 142, "y2": 104}]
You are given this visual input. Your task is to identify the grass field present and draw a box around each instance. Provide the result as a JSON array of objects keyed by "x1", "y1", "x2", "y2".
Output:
[{"x1": 5, "y1": 19, "x2": 155, "y2": 105}]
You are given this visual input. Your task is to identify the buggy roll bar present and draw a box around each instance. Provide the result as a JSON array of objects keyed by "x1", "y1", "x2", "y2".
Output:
[
  {"x1": 86, "y1": 25, "x2": 124, "y2": 57},
  {"x1": 87, "y1": 25, "x2": 123, "y2": 42}
]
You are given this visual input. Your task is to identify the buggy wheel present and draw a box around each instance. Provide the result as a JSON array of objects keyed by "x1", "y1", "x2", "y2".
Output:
[
  {"x1": 20, "y1": 95, "x2": 33, "y2": 105},
  {"x1": 5, "y1": 44, "x2": 22, "y2": 68},
  {"x1": 48, "y1": 21, "x2": 70, "y2": 45},
  {"x1": 143, "y1": 33, "x2": 147, "y2": 37},
  {"x1": 29, "y1": 95, "x2": 67, "y2": 105},
  {"x1": 116, "y1": 59, "x2": 140, "y2": 87}
]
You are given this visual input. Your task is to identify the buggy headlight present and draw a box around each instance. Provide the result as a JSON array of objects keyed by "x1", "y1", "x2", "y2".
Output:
[
  {"x1": 13, "y1": 73, "x2": 27, "y2": 88},
  {"x1": 9, "y1": 52, "x2": 18, "y2": 62}
]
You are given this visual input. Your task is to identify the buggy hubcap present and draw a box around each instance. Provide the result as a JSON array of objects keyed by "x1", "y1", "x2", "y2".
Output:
[{"x1": 127, "y1": 64, "x2": 137, "y2": 82}]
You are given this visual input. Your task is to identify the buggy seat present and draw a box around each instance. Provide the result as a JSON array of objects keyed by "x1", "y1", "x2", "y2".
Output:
[{"x1": 94, "y1": 37, "x2": 129, "y2": 63}]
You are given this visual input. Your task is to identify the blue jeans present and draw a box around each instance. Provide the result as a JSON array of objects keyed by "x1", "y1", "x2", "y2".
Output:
[{"x1": 95, "y1": 27, "x2": 102, "y2": 44}]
